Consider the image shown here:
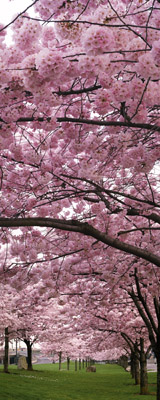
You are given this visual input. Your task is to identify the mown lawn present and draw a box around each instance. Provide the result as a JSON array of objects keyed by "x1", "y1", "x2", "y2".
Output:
[{"x1": 0, "y1": 362, "x2": 157, "y2": 400}]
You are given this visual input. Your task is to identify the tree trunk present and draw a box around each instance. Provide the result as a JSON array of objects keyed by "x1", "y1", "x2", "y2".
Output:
[
  {"x1": 118, "y1": 355, "x2": 128, "y2": 370},
  {"x1": 24, "y1": 339, "x2": 33, "y2": 371},
  {"x1": 79, "y1": 358, "x2": 81, "y2": 370},
  {"x1": 82, "y1": 359, "x2": 85, "y2": 369},
  {"x1": 15, "y1": 338, "x2": 18, "y2": 365},
  {"x1": 135, "y1": 357, "x2": 140, "y2": 385},
  {"x1": 75, "y1": 359, "x2": 77, "y2": 371},
  {"x1": 3, "y1": 328, "x2": 9, "y2": 373},
  {"x1": 157, "y1": 351, "x2": 160, "y2": 400},
  {"x1": 27, "y1": 342, "x2": 32, "y2": 371},
  {"x1": 156, "y1": 319, "x2": 160, "y2": 400},
  {"x1": 134, "y1": 343, "x2": 140, "y2": 385},
  {"x1": 67, "y1": 357, "x2": 70, "y2": 370},
  {"x1": 130, "y1": 351, "x2": 135, "y2": 379},
  {"x1": 140, "y1": 338, "x2": 148, "y2": 395},
  {"x1": 59, "y1": 351, "x2": 62, "y2": 371}
]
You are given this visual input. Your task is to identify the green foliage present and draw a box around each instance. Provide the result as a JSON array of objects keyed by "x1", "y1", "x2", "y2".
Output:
[{"x1": 0, "y1": 363, "x2": 156, "y2": 400}]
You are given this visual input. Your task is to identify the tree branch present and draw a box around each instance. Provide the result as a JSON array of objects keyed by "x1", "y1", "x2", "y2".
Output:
[
  {"x1": 1, "y1": 115, "x2": 160, "y2": 133},
  {"x1": 0, "y1": 0, "x2": 39, "y2": 33},
  {"x1": 57, "y1": 117, "x2": 160, "y2": 132},
  {"x1": 128, "y1": 288, "x2": 157, "y2": 350},
  {"x1": 134, "y1": 269, "x2": 158, "y2": 334},
  {"x1": 0, "y1": 217, "x2": 159, "y2": 267}
]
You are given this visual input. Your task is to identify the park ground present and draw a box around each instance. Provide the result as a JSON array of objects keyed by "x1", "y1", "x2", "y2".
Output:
[{"x1": 0, "y1": 362, "x2": 157, "y2": 400}]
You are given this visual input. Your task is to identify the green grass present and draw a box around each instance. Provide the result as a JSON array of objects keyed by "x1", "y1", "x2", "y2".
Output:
[{"x1": 0, "y1": 362, "x2": 157, "y2": 400}]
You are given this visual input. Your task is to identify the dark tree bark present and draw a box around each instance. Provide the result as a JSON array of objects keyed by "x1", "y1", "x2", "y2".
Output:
[
  {"x1": 134, "y1": 342, "x2": 140, "y2": 385},
  {"x1": 59, "y1": 351, "x2": 62, "y2": 371},
  {"x1": 24, "y1": 339, "x2": 33, "y2": 371},
  {"x1": 130, "y1": 351, "x2": 135, "y2": 379},
  {"x1": 88, "y1": 358, "x2": 91, "y2": 366},
  {"x1": 67, "y1": 356, "x2": 70, "y2": 370},
  {"x1": 75, "y1": 359, "x2": 77, "y2": 371},
  {"x1": 155, "y1": 311, "x2": 160, "y2": 400},
  {"x1": 157, "y1": 350, "x2": 160, "y2": 400},
  {"x1": 120, "y1": 333, "x2": 140, "y2": 385},
  {"x1": 118, "y1": 355, "x2": 128, "y2": 370},
  {"x1": 15, "y1": 338, "x2": 18, "y2": 365},
  {"x1": 3, "y1": 327, "x2": 9, "y2": 373},
  {"x1": 128, "y1": 270, "x2": 160, "y2": 399},
  {"x1": 140, "y1": 338, "x2": 148, "y2": 395}
]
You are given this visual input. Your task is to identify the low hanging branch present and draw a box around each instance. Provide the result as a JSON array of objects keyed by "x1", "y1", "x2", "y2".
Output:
[{"x1": 0, "y1": 217, "x2": 159, "y2": 267}]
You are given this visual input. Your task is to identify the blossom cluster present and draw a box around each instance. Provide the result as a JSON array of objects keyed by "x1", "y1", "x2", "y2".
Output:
[{"x1": 0, "y1": 0, "x2": 159, "y2": 368}]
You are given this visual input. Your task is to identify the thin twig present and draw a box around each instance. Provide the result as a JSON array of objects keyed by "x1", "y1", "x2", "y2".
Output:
[{"x1": 0, "y1": 0, "x2": 39, "y2": 33}]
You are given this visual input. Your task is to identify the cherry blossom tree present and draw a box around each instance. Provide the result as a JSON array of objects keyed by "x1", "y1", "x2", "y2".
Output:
[
  {"x1": 0, "y1": 0, "x2": 159, "y2": 267},
  {"x1": 0, "y1": 0, "x2": 160, "y2": 397},
  {"x1": 0, "y1": 284, "x2": 21, "y2": 372},
  {"x1": 66, "y1": 269, "x2": 150, "y2": 394},
  {"x1": 14, "y1": 286, "x2": 43, "y2": 371},
  {"x1": 86, "y1": 260, "x2": 160, "y2": 396}
]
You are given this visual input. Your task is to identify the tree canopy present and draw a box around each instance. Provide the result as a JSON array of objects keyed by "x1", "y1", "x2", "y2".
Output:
[{"x1": 0, "y1": 0, "x2": 160, "y2": 397}]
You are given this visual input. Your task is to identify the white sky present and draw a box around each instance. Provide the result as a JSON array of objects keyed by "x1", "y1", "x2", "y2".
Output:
[
  {"x1": 1, "y1": 0, "x2": 35, "y2": 24},
  {"x1": 1, "y1": 0, "x2": 36, "y2": 44}
]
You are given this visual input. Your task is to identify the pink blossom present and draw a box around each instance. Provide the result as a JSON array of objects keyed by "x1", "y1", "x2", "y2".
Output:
[
  {"x1": 35, "y1": 48, "x2": 69, "y2": 82},
  {"x1": 151, "y1": 40, "x2": 160, "y2": 65},
  {"x1": 82, "y1": 25, "x2": 115, "y2": 55},
  {"x1": 136, "y1": 52, "x2": 160, "y2": 80}
]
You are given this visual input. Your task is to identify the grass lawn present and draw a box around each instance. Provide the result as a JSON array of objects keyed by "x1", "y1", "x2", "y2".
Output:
[{"x1": 0, "y1": 362, "x2": 157, "y2": 400}]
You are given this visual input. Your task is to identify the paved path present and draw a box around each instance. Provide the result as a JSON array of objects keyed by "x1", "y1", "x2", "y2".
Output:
[
  {"x1": 33, "y1": 356, "x2": 53, "y2": 364},
  {"x1": 147, "y1": 359, "x2": 157, "y2": 372},
  {"x1": 33, "y1": 356, "x2": 157, "y2": 370}
]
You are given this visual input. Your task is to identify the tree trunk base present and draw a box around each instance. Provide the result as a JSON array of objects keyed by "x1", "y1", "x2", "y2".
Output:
[{"x1": 140, "y1": 387, "x2": 149, "y2": 395}]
